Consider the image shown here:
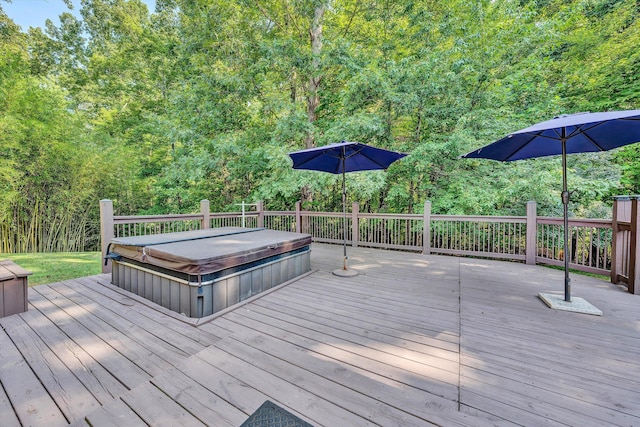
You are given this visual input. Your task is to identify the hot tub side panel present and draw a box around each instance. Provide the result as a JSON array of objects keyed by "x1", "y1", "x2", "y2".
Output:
[
  {"x1": 112, "y1": 260, "x2": 191, "y2": 315},
  {"x1": 111, "y1": 247, "x2": 310, "y2": 317}
]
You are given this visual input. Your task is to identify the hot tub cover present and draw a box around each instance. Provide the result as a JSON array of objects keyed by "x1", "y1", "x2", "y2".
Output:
[{"x1": 109, "y1": 227, "x2": 312, "y2": 276}]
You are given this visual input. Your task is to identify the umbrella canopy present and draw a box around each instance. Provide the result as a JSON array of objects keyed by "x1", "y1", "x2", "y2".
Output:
[
  {"x1": 461, "y1": 110, "x2": 640, "y2": 303},
  {"x1": 289, "y1": 141, "x2": 407, "y2": 174},
  {"x1": 464, "y1": 110, "x2": 640, "y2": 161},
  {"x1": 289, "y1": 141, "x2": 407, "y2": 275}
]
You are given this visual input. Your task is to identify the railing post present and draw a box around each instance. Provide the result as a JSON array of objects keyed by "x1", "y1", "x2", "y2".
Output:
[
  {"x1": 526, "y1": 201, "x2": 537, "y2": 265},
  {"x1": 256, "y1": 200, "x2": 264, "y2": 228},
  {"x1": 611, "y1": 196, "x2": 631, "y2": 285},
  {"x1": 351, "y1": 202, "x2": 359, "y2": 247},
  {"x1": 295, "y1": 201, "x2": 302, "y2": 233},
  {"x1": 629, "y1": 197, "x2": 639, "y2": 294},
  {"x1": 200, "y1": 200, "x2": 210, "y2": 229},
  {"x1": 100, "y1": 199, "x2": 114, "y2": 274},
  {"x1": 423, "y1": 201, "x2": 431, "y2": 255}
]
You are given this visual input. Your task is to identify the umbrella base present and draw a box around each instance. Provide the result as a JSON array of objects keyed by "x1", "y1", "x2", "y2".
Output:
[
  {"x1": 538, "y1": 292, "x2": 602, "y2": 316},
  {"x1": 332, "y1": 268, "x2": 358, "y2": 277}
]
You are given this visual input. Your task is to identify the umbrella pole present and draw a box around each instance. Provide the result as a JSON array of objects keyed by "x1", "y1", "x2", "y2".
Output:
[
  {"x1": 342, "y1": 158, "x2": 348, "y2": 270},
  {"x1": 561, "y1": 133, "x2": 571, "y2": 302}
]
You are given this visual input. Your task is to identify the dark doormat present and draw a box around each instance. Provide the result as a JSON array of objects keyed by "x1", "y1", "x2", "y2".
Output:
[{"x1": 240, "y1": 400, "x2": 314, "y2": 427}]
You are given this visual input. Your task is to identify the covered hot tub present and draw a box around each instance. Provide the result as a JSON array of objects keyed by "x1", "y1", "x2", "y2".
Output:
[{"x1": 107, "y1": 227, "x2": 311, "y2": 317}]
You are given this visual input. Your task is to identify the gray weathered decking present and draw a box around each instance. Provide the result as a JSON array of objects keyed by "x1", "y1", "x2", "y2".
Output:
[{"x1": 1, "y1": 244, "x2": 639, "y2": 426}]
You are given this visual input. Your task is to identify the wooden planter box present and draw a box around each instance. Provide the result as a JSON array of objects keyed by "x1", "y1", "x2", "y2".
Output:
[{"x1": 0, "y1": 260, "x2": 32, "y2": 318}]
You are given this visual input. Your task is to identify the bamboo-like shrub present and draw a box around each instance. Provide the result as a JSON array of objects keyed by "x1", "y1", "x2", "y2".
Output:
[{"x1": 0, "y1": 198, "x2": 96, "y2": 253}]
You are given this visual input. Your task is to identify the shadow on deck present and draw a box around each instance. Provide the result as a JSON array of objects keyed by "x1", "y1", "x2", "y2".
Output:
[{"x1": 1, "y1": 244, "x2": 638, "y2": 426}]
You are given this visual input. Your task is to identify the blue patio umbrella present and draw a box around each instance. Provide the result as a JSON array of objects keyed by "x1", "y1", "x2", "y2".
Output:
[
  {"x1": 462, "y1": 110, "x2": 640, "y2": 303},
  {"x1": 289, "y1": 141, "x2": 407, "y2": 275}
]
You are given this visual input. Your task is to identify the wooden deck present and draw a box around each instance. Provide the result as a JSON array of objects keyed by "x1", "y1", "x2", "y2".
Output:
[{"x1": 1, "y1": 244, "x2": 639, "y2": 426}]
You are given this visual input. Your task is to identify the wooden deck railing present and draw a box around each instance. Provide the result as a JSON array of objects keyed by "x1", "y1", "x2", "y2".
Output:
[
  {"x1": 100, "y1": 197, "x2": 639, "y2": 294},
  {"x1": 611, "y1": 196, "x2": 639, "y2": 293},
  {"x1": 535, "y1": 217, "x2": 613, "y2": 275},
  {"x1": 429, "y1": 214, "x2": 528, "y2": 260}
]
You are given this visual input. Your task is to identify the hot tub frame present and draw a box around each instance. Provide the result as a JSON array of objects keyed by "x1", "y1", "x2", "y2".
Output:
[{"x1": 108, "y1": 228, "x2": 311, "y2": 317}]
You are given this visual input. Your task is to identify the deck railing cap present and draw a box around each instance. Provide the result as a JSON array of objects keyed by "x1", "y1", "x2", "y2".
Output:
[{"x1": 612, "y1": 195, "x2": 640, "y2": 201}]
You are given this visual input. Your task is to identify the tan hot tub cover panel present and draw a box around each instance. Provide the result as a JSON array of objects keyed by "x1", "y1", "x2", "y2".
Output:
[{"x1": 109, "y1": 227, "x2": 312, "y2": 276}]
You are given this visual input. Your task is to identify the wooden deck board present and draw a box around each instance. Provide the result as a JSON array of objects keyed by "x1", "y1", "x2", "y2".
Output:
[
  {"x1": 457, "y1": 254, "x2": 640, "y2": 425},
  {"x1": 1, "y1": 243, "x2": 639, "y2": 426},
  {"x1": 0, "y1": 325, "x2": 68, "y2": 427},
  {"x1": 50, "y1": 280, "x2": 193, "y2": 367},
  {"x1": 212, "y1": 312, "x2": 459, "y2": 402},
  {"x1": 33, "y1": 284, "x2": 176, "y2": 377},
  {"x1": 0, "y1": 377, "x2": 22, "y2": 427},
  {"x1": 72, "y1": 398, "x2": 147, "y2": 427},
  {"x1": 250, "y1": 297, "x2": 459, "y2": 363},
  {"x1": 0, "y1": 314, "x2": 101, "y2": 422},
  {"x1": 267, "y1": 280, "x2": 452, "y2": 341},
  {"x1": 149, "y1": 367, "x2": 245, "y2": 427},
  {"x1": 119, "y1": 382, "x2": 208, "y2": 427},
  {"x1": 282, "y1": 283, "x2": 460, "y2": 340},
  {"x1": 263, "y1": 286, "x2": 460, "y2": 351},
  {"x1": 284, "y1": 278, "x2": 460, "y2": 333},
  {"x1": 27, "y1": 286, "x2": 152, "y2": 390},
  {"x1": 70, "y1": 275, "x2": 221, "y2": 349},
  {"x1": 167, "y1": 351, "x2": 289, "y2": 421},
  {"x1": 461, "y1": 350, "x2": 639, "y2": 409},
  {"x1": 461, "y1": 324, "x2": 640, "y2": 383},
  {"x1": 461, "y1": 367, "x2": 639, "y2": 426},
  {"x1": 196, "y1": 339, "x2": 382, "y2": 426},
  {"x1": 12, "y1": 294, "x2": 129, "y2": 403},
  {"x1": 209, "y1": 319, "x2": 466, "y2": 426},
  {"x1": 242, "y1": 305, "x2": 460, "y2": 380}
]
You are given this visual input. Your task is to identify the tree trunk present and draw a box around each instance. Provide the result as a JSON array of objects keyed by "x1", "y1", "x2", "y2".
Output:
[
  {"x1": 301, "y1": 2, "x2": 326, "y2": 205},
  {"x1": 305, "y1": 3, "x2": 324, "y2": 150}
]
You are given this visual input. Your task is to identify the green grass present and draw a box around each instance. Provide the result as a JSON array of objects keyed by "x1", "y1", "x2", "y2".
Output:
[
  {"x1": 1, "y1": 252, "x2": 102, "y2": 286},
  {"x1": 543, "y1": 264, "x2": 610, "y2": 281}
]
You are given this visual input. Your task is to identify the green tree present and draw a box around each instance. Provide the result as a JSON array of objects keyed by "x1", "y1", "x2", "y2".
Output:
[
  {"x1": 3, "y1": 0, "x2": 640, "y2": 257},
  {"x1": 0, "y1": 17, "x2": 99, "y2": 251}
]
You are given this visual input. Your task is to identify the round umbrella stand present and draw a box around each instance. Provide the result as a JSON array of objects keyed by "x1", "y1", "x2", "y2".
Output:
[{"x1": 333, "y1": 268, "x2": 358, "y2": 277}]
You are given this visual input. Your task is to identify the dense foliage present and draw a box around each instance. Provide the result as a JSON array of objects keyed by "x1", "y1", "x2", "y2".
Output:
[{"x1": 1, "y1": 0, "x2": 639, "y2": 252}]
